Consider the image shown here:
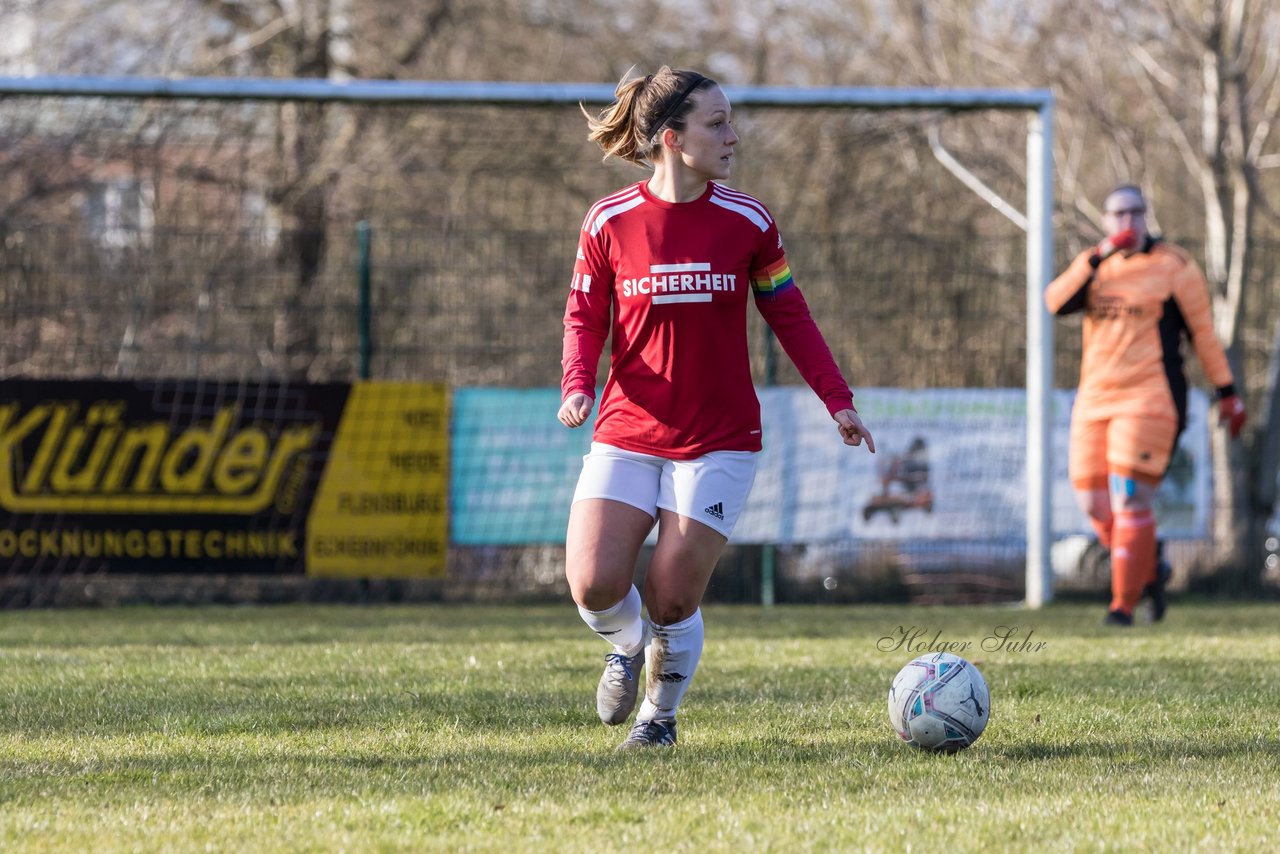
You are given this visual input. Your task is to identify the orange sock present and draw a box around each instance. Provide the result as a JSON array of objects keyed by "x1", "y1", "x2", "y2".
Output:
[
  {"x1": 1109, "y1": 510, "x2": 1156, "y2": 614},
  {"x1": 1089, "y1": 517, "x2": 1113, "y2": 551},
  {"x1": 1073, "y1": 483, "x2": 1113, "y2": 549}
]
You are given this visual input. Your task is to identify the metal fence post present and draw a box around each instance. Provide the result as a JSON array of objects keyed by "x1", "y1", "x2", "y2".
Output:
[
  {"x1": 762, "y1": 327, "x2": 778, "y2": 608},
  {"x1": 357, "y1": 221, "x2": 372, "y2": 380}
]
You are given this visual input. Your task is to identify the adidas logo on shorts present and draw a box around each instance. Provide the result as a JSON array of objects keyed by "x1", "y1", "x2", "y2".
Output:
[{"x1": 704, "y1": 502, "x2": 725, "y2": 520}]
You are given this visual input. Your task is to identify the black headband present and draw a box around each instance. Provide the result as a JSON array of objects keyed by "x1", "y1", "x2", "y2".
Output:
[{"x1": 645, "y1": 75, "x2": 706, "y2": 142}]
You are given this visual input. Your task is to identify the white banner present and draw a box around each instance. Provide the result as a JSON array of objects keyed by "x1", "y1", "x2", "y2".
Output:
[
  {"x1": 450, "y1": 387, "x2": 1211, "y2": 545},
  {"x1": 731, "y1": 387, "x2": 1210, "y2": 544}
]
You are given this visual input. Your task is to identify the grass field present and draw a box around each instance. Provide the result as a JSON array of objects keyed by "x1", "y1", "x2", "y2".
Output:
[{"x1": 2, "y1": 601, "x2": 1278, "y2": 852}]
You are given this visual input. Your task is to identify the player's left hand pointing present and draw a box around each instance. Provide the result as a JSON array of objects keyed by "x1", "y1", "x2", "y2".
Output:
[{"x1": 834, "y1": 408, "x2": 875, "y2": 452}]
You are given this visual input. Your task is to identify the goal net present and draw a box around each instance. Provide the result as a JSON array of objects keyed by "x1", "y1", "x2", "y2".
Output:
[{"x1": 0, "y1": 79, "x2": 1157, "y2": 606}]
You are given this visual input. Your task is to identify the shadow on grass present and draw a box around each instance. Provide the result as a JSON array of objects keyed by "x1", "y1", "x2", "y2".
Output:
[
  {"x1": 989, "y1": 737, "x2": 1280, "y2": 762},
  {"x1": 1, "y1": 684, "x2": 591, "y2": 737},
  {"x1": 4, "y1": 729, "x2": 1276, "y2": 806},
  {"x1": 6, "y1": 647, "x2": 1278, "y2": 739},
  {"x1": 0, "y1": 605, "x2": 582, "y2": 648},
  {"x1": 3, "y1": 602, "x2": 1279, "y2": 650}
]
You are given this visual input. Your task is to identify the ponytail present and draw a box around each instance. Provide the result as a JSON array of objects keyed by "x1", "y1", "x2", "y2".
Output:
[{"x1": 582, "y1": 66, "x2": 714, "y2": 166}]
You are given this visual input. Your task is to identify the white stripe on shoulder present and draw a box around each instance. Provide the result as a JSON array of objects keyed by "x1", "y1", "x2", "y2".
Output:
[
  {"x1": 587, "y1": 192, "x2": 646, "y2": 236},
  {"x1": 582, "y1": 187, "x2": 639, "y2": 231},
  {"x1": 582, "y1": 186, "x2": 642, "y2": 233},
  {"x1": 711, "y1": 184, "x2": 772, "y2": 224},
  {"x1": 709, "y1": 191, "x2": 770, "y2": 232}
]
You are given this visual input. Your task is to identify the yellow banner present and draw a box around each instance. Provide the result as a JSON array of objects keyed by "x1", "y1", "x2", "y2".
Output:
[{"x1": 306, "y1": 382, "x2": 449, "y2": 578}]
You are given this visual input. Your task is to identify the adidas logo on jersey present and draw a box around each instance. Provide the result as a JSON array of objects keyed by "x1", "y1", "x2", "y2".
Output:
[{"x1": 704, "y1": 502, "x2": 725, "y2": 520}]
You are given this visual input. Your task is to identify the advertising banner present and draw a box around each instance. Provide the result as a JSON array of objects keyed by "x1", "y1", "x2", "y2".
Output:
[
  {"x1": 0, "y1": 379, "x2": 447, "y2": 576},
  {"x1": 449, "y1": 387, "x2": 1211, "y2": 545}
]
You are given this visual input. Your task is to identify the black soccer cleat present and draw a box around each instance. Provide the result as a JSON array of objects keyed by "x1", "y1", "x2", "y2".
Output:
[
  {"x1": 1103, "y1": 608, "x2": 1134, "y2": 627},
  {"x1": 1143, "y1": 559, "x2": 1173, "y2": 623},
  {"x1": 617, "y1": 717, "x2": 677, "y2": 750}
]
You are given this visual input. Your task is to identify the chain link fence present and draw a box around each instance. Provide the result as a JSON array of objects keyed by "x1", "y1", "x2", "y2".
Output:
[{"x1": 3, "y1": 93, "x2": 1278, "y2": 604}]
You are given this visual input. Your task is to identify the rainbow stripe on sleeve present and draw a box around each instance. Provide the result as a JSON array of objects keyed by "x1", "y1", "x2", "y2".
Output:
[{"x1": 751, "y1": 256, "x2": 794, "y2": 297}]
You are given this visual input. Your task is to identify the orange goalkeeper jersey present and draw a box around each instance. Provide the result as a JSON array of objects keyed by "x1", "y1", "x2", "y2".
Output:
[{"x1": 1045, "y1": 237, "x2": 1234, "y2": 426}]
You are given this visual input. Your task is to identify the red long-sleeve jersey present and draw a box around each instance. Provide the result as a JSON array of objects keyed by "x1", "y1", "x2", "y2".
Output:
[{"x1": 562, "y1": 180, "x2": 854, "y2": 459}]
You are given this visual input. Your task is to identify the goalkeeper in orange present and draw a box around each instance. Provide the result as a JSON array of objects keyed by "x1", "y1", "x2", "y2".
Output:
[{"x1": 1045, "y1": 184, "x2": 1246, "y2": 626}]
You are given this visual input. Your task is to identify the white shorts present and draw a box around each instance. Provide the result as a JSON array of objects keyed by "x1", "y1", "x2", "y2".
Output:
[{"x1": 572, "y1": 442, "x2": 758, "y2": 539}]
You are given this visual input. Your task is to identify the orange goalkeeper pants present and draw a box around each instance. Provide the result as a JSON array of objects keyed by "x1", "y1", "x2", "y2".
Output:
[{"x1": 1069, "y1": 414, "x2": 1176, "y2": 615}]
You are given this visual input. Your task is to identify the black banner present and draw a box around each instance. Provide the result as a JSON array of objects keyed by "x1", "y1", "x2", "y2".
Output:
[{"x1": 0, "y1": 378, "x2": 347, "y2": 574}]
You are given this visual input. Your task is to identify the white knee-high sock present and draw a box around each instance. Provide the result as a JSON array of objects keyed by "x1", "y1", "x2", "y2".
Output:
[
  {"x1": 577, "y1": 585, "x2": 644, "y2": 654},
  {"x1": 637, "y1": 609, "x2": 704, "y2": 722}
]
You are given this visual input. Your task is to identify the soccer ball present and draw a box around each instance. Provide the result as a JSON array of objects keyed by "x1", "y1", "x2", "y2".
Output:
[{"x1": 887, "y1": 652, "x2": 990, "y2": 752}]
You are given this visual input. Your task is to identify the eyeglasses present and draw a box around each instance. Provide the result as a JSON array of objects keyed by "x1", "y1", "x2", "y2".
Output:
[{"x1": 1104, "y1": 207, "x2": 1146, "y2": 217}]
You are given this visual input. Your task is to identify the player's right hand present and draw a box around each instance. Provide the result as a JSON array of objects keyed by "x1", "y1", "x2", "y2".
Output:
[
  {"x1": 1219, "y1": 394, "x2": 1246, "y2": 439},
  {"x1": 558, "y1": 393, "x2": 594, "y2": 428},
  {"x1": 1095, "y1": 228, "x2": 1137, "y2": 261}
]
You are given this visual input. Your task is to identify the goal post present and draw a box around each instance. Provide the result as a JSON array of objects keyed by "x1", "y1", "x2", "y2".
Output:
[{"x1": 0, "y1": 75, "x2": 1055, "y2": 605}]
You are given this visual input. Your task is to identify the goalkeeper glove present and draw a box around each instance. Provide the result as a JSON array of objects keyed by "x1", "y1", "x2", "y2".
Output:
[
  {"x1": 1090, "y1": 228, "x2": 1138, "y2": 266},
  {"x1": 1218, "y1": 394, "x2": 1246, "y2": 439}
]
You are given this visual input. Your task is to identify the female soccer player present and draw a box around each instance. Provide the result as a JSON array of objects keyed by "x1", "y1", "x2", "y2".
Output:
[
  {"x1": 1045, "y1": 184, "x2": 1246, "y2": 626},
  {"x1": 559, "y1": 66, "x2": 875, "y2": 749}
]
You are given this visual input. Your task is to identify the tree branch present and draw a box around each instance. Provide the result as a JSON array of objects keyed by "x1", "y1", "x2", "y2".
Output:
[
  {"x1": 201, "y1": 0, "x2": 264, "y2": 33},
  {"x1": 1129, "y1": 42, "x2": 1180, "y2": 91},
  {"x1": 1245, "y1": 50, "x2": 1280, "y2": 162},
  {"x1": 1128, "y1": 45, "x2": 1204, "y2": 176},
  {"x1": 201, "y1": 15, "x2": 293, "y2": 71},
  {"x1": 1149, "y1": 0, "x2": 1204, "y2": 43},
  {"x1": 393, "y1": 1, "x2": 452, "y2": 71}
]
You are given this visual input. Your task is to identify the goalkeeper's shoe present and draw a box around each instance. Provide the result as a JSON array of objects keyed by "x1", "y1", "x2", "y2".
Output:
[
  {"x1": 617, "y1": 717, "x2": 677, "y2": 750},
  {"x1": 1143, "y1": 559, "x2": 1173, "y2": 623},
  {"x1": 597, "y1": 647, "x2": 644, "y2": 726},
  {"x1": 1102, "y1": 608, "x2": 1133, "y2": 627}
]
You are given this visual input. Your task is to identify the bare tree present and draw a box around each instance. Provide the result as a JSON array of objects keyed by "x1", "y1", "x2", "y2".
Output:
[
  {"x1": 1113, "y1": 0, "x2": 1280, "y2": 584},
  {"x1": 817, "y1": 0, "x2": 1280, "y2": 580},
  {"x1": 195, "y1": 0, "x2": 436, "y2": 378},
  {"x1": 7, "y1": 0, "x2": 1280, "y2": 584}
]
